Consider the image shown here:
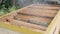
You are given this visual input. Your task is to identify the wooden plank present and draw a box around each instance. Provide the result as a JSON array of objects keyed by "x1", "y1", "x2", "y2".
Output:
[
  {"x1": 0, "y1": 22, "x2": 42, "y2": 34},
  {"x1": 45, "y1": 10, "x2": 60, "y2": 34},
  {"x1": 1, "y1": 18, "x2": 47, "y2": 31},
  {"x1": 20, "y1": 26, "x2": 45, "y2": 33},
  {"x1": 14, "y1": 14, "x2": 52, "y2": 27},
  {"x1": 28, "y1": 7, "x2": 59, "y2": 11},
  {"x1": 28, "y1": 4, "x2": 59, "y2": 10},
  {"x1": 18, "y1": 8, "x2": 58, "y2": 17}
]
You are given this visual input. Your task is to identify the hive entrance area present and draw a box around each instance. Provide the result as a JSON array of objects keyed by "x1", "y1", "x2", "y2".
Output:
[{"x1": 0, "y1": 4, "x2": 59, "y2": 33}]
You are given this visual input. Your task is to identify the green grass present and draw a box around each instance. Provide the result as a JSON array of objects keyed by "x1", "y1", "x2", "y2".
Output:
[
  {"x1": 0, "y1": 5, "x2": 18, "y2": 16},
  {"x1": 0, "y1": 0, "x2": 19, "y2": 16}
]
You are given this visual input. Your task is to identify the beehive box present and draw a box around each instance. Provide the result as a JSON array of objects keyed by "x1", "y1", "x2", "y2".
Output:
[{"x1": 0, "y1": 4, "x2": 60, "y2": 34}]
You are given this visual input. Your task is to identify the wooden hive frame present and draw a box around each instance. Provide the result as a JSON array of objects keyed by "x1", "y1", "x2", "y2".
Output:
[{"x1": 0, "y1": 4, "x2": 60, "y2": 34}]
